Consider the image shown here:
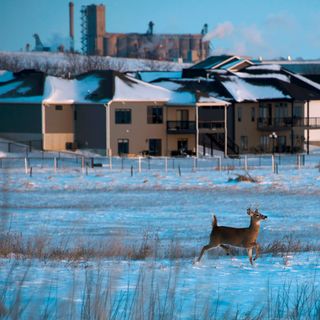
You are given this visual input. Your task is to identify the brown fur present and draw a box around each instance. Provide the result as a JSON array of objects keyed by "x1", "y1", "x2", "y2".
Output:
[{"x1": 197, "y1": 208, "x2": 267, "y2": 265}]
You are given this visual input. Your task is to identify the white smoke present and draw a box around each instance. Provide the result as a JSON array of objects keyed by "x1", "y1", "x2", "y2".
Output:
[{"x1": 202, "y1": 22, "x2": 234, "y2": 42}]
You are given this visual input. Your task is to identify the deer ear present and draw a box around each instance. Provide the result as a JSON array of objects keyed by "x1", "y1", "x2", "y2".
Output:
[
  {"x1": 255, "y1": 209, "x2": 259, "y2": 213},
  {"x1": 247, "y1": 208, "x2": 251, "y2": 215}
]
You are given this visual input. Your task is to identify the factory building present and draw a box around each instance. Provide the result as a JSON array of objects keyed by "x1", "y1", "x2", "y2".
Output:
[{"x1": 80, "y1": 4, "x2": 210, "y2": 62}]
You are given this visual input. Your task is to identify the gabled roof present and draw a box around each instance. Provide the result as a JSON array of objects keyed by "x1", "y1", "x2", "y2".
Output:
[
  {"x1": 113, "y1": 73, "x2": 172, "y2": 102},
  {"x1": 190, "y1": 55, "x2": 235, "y2": 70},
  {"x1": 189, "y1": 55, "x2": 253, "y2": 72},
  {"x1": 0, "y1": 70, "x2": 45, "y2": 103},
  {"x1": 218, "y1": 64, "x2": 320, "y2": 102},
  {"x1": 151, "y1": 77, "x2": 231, "y2": 105},
  {"x1": 43, "y1": 70, "x2": 114, "y2": 104}
]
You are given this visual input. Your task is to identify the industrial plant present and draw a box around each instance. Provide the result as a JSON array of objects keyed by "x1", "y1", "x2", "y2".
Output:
[{"x1": 80, "y1": 4, "x2": 210, "y2": 62}]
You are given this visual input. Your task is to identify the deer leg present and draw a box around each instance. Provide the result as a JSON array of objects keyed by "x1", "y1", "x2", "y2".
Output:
[
  {"x1": 253, "y1": 243, "x2": 260, "y2": 261},
  {"x1": 247, "y1": 248, "x2": 253, "y2": 265},
  {"x1": 197, "y1": 244, "x2": 215, "y2": 262},
  {"x1": 220, "y1": 244, "x2": 230, "y2": 255}
]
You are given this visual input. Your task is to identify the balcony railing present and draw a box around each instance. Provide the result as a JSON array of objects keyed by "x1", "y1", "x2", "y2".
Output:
[
  {"x1": 198, "y1": 121, "x2": 225, "y2": 131},
  {"x1": 258, "y1": 117, "x2": 320, "y2": 130},
  {"x1": 167, "y1": 121, "x2": 196, "y2": 134}
]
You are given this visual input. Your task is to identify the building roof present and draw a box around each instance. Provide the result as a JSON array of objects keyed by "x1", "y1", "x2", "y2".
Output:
[
  {"x1": 151, "y1": 77, "x2": 231, "y2": 105},
  {"x1": 43, "y1": 70, "x2": 114, "y2": 104},
  {"x1": 0, "y1": 70, "x2": 45, "y2": 103},
  {"x1": 189, "y1": 55, "x2": 253, "y2": 72},
  {"x1": 219, "y1": 64, "x2": 320, "y2": 102}
]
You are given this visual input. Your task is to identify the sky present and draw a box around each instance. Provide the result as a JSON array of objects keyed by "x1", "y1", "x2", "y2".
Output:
[{"x1": 0, "y1": 0, "x2": 320, "y2": 60}]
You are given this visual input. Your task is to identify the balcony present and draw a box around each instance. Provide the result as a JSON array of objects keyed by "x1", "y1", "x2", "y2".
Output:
[
  {"x1": 198, "y1": 120, "x2": 225, "y2": 133},
  {"x1": 258, "y1": 117, "x2": 320, "y2": 130},
  {"x1": 167, "y1": 121, "x2": 196, "y2": 134}
]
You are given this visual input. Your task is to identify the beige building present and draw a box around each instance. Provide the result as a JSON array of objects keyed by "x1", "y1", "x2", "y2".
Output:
[
  {"x1": 108, "y1": 102, "x2": 196, "y2": 156},
  {"x1": 234, "y1": 101, "x2": 305, "y2": 154}
]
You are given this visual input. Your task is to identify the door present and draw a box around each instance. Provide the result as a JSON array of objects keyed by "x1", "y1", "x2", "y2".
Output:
[
  {"x1": 149, "y1": 139, "x2": 162, "y2": 156},
  {"x1": 177, "y1": 139, "x2": 188, "y2": 154}
]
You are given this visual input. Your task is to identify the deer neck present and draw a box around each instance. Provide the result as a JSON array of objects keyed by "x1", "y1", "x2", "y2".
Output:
[{"x1": 249, "y1": 218, "x2": 260, "y2": 232}]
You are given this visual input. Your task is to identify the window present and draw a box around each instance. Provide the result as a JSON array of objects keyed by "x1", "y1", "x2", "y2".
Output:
[
  {"x1": 260, "y1": 136, "x2": 269, "y2": 151},
  {"x1": 251, "y1": 107, "x2": 255, "y2": 122},
  {"x1": 240, "y1": 136, "x2": 248, "y2": 151},
  {"x1": 55, "y1": 105, "x2": 63, "y2": 111},
  {"x1": 149, "y1": 139, "x2": 162, "y2": 156},
  {"x1": 118, "y1": 139, "x2": 129, "y2": 155},
  {"x1": 115, "y1": 109, "x2": 131, "y2": 124},
  {"x1": 275, "y1": 103, "x2": 288, "y2": 118},
  {"x1": 237, "y1": 107, "x2": 242, "y2": 122},
  {"x1": 277, "y1": 136, "x2": 286, "y2": 152},
  {"x1": 293, "y1": 104, "x2": 303, "y2": 118},
  {"x1": 147, "y1": 106, "x2": 163, "y2": 124}
]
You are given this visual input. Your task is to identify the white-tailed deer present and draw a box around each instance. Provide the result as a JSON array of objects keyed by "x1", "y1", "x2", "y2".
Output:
[{"x1": 197, "y1": 208, "x2": 267, "y2": 265}]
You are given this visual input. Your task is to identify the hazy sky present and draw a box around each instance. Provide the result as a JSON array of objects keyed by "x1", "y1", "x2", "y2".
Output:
[{"x1": 1, "y1": 0, "x2": 320, "y2": 59}]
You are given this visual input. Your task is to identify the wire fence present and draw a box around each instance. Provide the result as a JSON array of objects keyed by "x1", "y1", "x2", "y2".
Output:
[{"x1": 0, "y1": 153, "x2": 320, "y2": 174}]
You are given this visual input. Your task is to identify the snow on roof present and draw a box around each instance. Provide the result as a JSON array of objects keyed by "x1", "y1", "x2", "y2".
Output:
[
  {"x1": 151, "y1": 81, "x2": 183, "y2": 91},
  {"x1": 113, "y1": 75, "x2": 172, "y2": 102},
  {"x1": 169, "y1": 91, "x2": 196, "y2": 105},
  {"x1": 247, "y1": 64, "x2": 281, "y2": 71},
  {"x1": 198, "y1": 95, "x2": 230, "y2": 105},
  {"x1": 221, "y1": 76, "x2": 290, "y2": 102},
  {"x1": 0, "y1": 70, "x2": 14, "y2": 83},
  {"x1": 43, "y1": 74, "x2": 110, "y2": 104},
  {"x1": 43, "y1": 76, "x2": 75, "y2": 104},
  {"x1": 0, "y1": 79, "x2": 43, "y2": 103},
  {"x1": 285, "y1": 70, "x2": 320, "y2": 91},
  {"x1": 235, "y1": 72, "x2": 290, "y2": 82}
]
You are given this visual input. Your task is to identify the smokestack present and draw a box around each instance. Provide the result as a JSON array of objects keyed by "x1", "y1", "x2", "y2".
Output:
[{"x1": 69, "y1": 1, "x2": 74, "y2": 51}]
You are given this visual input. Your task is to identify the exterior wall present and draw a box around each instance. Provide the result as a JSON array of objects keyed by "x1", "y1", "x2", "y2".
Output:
[
  {"x1": 43, "y1": 104, "x2": 74, "y2": 151},
  {"x1": 109, "y1": 102, "x2": 196, "y2": 156},
  {"x1": 0, "y1": 103, "x2": 42, "y2": 145},
  {"x1": 110, "y1": 102, "x2": 167, "y2": 156},
  {"x1": 235, "y1": 101, "x2": 305, "y2": 154},
  {"x1": 0, "y1": 103, "x2": 41, "y2": 133},
  {"x1": 306, "y1": 100, "x2": 320, "y2": 145},
  {"x1": 74, "y1": 104, "x2": 106, "y2": 151},
  {"x1": 234, "y1": 102, "x2": 260, "y2": 153}
]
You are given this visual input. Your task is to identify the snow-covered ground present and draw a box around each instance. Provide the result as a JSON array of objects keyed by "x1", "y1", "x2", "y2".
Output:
[{"x1": 0, "y1": 154, "x2": 320, "y2": 319}]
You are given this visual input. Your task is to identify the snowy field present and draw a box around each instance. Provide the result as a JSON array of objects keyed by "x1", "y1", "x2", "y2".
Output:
[{"x1": 1, "y1": 154, "x2": 320, "y2": 319}]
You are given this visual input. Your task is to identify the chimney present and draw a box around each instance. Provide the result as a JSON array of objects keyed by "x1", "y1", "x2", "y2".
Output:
[{"x1": 69, "y1": 1, "x2": 74, "y2": 51}]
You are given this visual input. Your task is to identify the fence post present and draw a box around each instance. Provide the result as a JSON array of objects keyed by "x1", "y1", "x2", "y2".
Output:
[
  {"x1": 178, "y1": 165, "x2": 181, "y2": 176},
  {"x1": 217, "y1": 156, "x2": 221, "y2": 171},
  {"x1": 297, "y1": 154, "x2": 301, "y2": 169},
  {"x1": 244, "y1": 155, "x2": 248, "y2": 171},
  {"x1": 192, "y1": 157, "x2": 196, "y2": 172},
  {"x1": 54, "y1": 157, "x2": 57, "y2": 173},
  {"x1": 271, "y1": 155, "x2": 275, "y2": 173},
  {"x1": 109, "y1": 156, "x2": 112, "y2": 170},
  {"x1": 24, "y1": 157, "x2": 28, "y2": 174},
  {"x1": 164, "y1": 157, "x2": 168, "y2": 173},
  {"x1": 81, "y1": 157, "x2": 85, "y2": 172},
  {"x1": 131, "y1": 165, "x2": 133, "y2": 177},
  {"x1": 138, "y1": 157, "x2": 142, "y2": 173}
]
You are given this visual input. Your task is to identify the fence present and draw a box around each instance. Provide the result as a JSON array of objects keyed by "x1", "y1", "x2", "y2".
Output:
[{"x1": 0, "y1": 153, "x2": 319, "y2": 174}]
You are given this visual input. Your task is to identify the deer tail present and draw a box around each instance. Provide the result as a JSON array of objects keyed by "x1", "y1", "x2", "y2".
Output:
[{"x1": 212, "y1": 215, "x2": 218, "y2": 228}]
